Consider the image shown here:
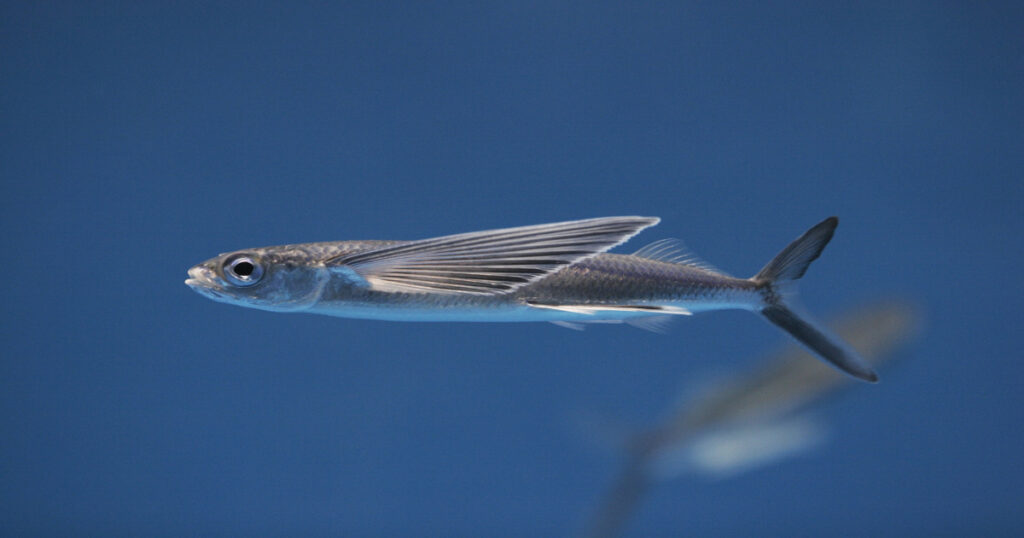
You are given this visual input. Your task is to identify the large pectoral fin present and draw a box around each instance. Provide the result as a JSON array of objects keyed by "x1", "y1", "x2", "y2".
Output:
[{"x1": 324, "y1": 216, "x2": 659, "y2": 295}]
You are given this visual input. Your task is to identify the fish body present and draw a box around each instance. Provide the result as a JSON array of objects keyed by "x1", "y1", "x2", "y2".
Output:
[
  {"x1": 186, "y1": 216, "x2": 876, "y2": 381},
  {"x1": 311, "y1": 252, "x2": 760, "y2": 322}
]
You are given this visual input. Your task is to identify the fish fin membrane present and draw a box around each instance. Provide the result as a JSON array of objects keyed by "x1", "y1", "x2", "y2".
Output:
[
  {"x1": 761, "y1": 305, "x2": 878, "y2": 382},
  {"x1": 324, "y1": 216, "x2": 659, "y2": 296},
  {"x1": 632, "y1": 238, "x2": 730, "y2": 276},
  {"x1": 751, "y1": 217, "x2": 878, "y2": 383},
  {"x1": 548, "y1": 315, "x2": 676, "y2": 333},
  {"x1": 625, "y1": 315, "x2": 676, "y2": 333},
  {"x1": 550, "y1": 320, "x2": 587, "y2": 331},
  {"x1": 754, "y1": 216, "x2": 837, "y2": 283}
]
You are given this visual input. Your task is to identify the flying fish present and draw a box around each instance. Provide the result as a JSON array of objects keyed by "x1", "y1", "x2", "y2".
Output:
[{"x1": 186, "y1": 216, "x2": 876, "y2": 381}]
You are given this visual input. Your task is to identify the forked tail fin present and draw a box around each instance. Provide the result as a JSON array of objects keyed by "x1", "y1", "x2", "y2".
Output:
[{"x1": 752, "y1": 217, "x2": 879, "y2": 383}]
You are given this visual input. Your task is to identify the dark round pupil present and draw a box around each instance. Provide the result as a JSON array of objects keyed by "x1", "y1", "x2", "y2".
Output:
[{"x1": 233, "y1": 261, "x2": 254, "y2": 276}]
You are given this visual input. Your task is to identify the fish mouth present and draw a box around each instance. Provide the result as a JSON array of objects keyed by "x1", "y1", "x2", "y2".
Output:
[
  {"x1": 185, "y1": 265, "x2": 213, "y2": 287},
  {"x1": 185, "y1": 266, "x2": 229, "y2": 300}
]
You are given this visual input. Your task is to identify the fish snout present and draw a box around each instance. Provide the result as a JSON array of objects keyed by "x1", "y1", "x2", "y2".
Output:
[{"x1": 185, "y1": 265, "x2": 224, "y2": 296}]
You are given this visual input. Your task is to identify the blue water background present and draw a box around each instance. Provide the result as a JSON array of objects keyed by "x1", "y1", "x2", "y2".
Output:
[{"x1": 2, "y1": 2, "x2": 1021, "y2": 535}]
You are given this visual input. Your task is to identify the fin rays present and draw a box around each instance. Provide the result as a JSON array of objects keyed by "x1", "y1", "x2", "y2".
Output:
[
  {"x1": 324, "y1": 217, "x2": 659, "y2": 295},
  {"x1": 633, "y1": 238, "x2": 729, "y2": 275}
]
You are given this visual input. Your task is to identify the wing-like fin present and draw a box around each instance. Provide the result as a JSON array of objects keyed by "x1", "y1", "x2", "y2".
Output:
[
  {"x1": 633, "y1": 238, "x2": 729, "y2": 275},
  {"x1": 528, "y1": 302, "x2": 692, "y2": 316},
  {"x1": 324, "y1": 216, "x2": 659, "y2": 295}
]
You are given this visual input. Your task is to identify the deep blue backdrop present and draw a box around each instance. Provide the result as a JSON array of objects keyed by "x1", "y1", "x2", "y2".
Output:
[{"x1": 2, "y1": 2, "x2": 1021, "y2": 535}]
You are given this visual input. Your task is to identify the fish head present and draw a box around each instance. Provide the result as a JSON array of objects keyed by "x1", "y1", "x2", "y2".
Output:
[{"x1": 185, "y1": 246, "x2": 330, "y2": 312}]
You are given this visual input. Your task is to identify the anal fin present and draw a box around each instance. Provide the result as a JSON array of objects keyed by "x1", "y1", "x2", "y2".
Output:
[
  {"x1": 549, "y1": 317, "x2": 675, "y2": 333},
  {"x1": 625, "y1": 315, "x2": 676, "y2": 333},
  {"x1": 551, "y1": 319, "x2": 642, "y2": 331}
]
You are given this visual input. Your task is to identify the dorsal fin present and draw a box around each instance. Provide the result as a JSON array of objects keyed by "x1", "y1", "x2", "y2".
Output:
[{"x1": 632, "y1": 238, "x2": 730, "y2": 276}]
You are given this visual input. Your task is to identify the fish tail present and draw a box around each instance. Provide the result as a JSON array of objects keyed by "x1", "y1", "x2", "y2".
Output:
[{"x1": 751, "y1": 217, "x2": 879, "y2": 382}]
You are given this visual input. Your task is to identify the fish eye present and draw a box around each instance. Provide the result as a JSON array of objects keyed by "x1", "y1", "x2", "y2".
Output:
[{"x1": 223, "y1": 255, "x2": 264, "y2": 286}]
